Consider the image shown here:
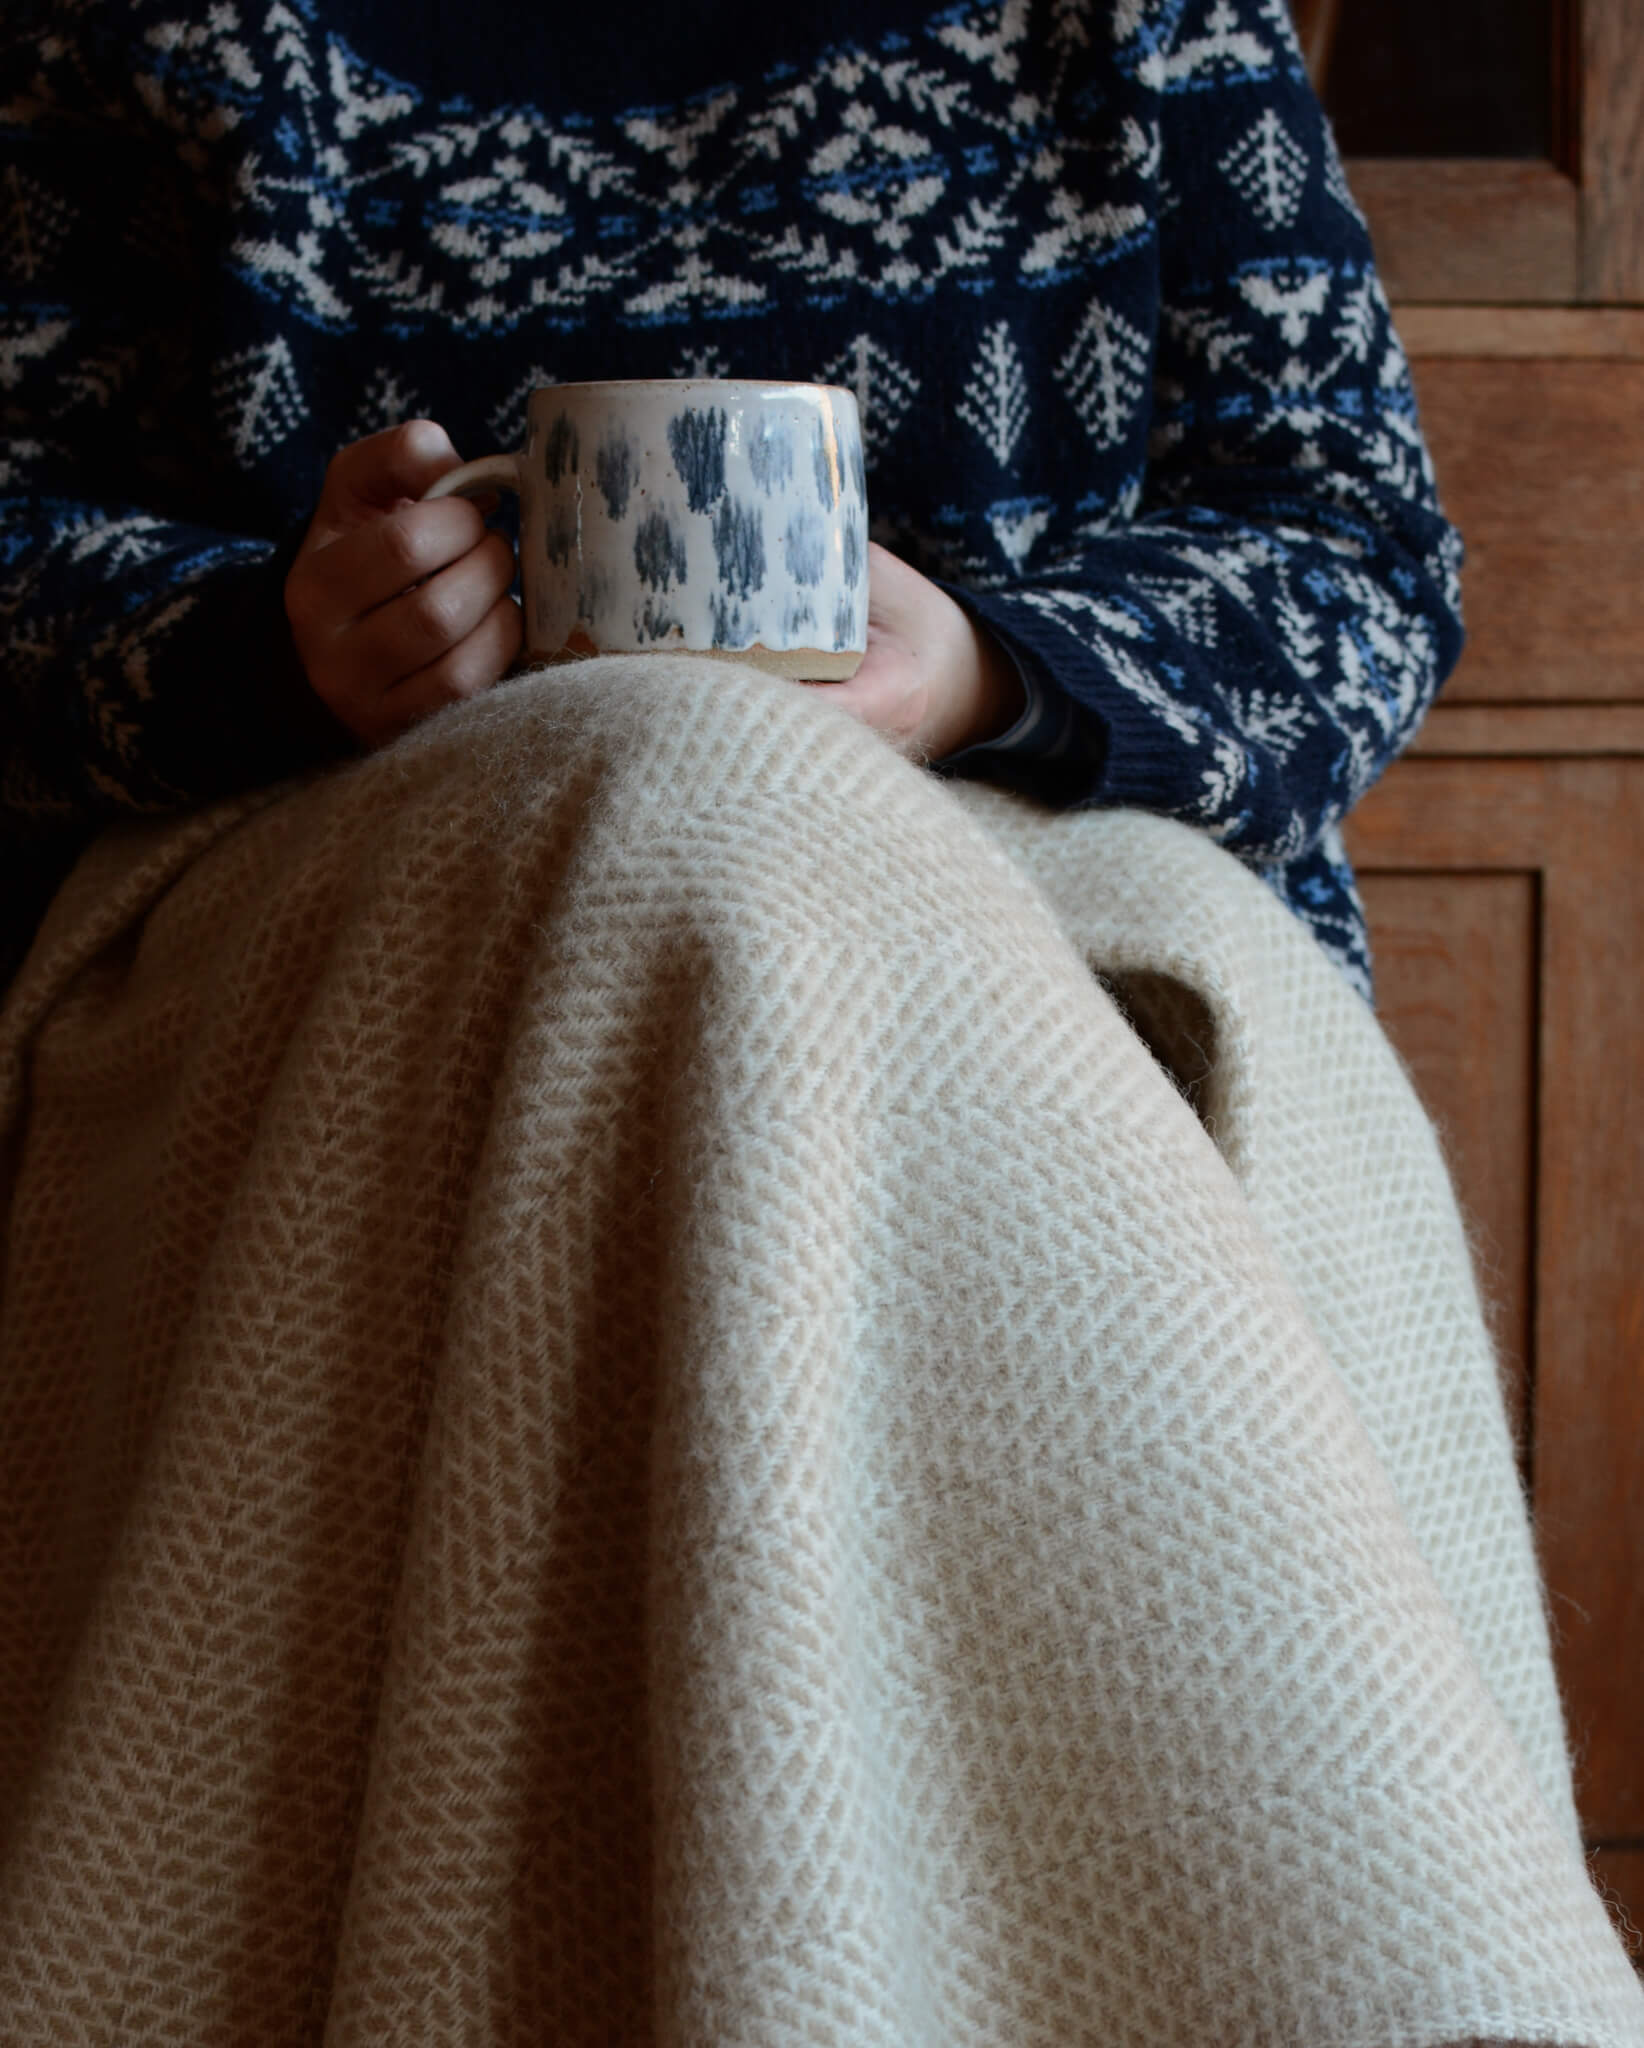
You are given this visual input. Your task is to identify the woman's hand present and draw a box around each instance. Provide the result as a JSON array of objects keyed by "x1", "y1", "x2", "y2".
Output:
[
  {"x1": 805, "y1": 542, "x2": 1025, "y2": 762},
  {"x1": 285, "y1": 420, "x2": 523, "y2": 749}
]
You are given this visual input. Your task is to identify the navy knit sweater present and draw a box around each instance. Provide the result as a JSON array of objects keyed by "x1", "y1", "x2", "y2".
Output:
[{"x1": 0, "y1": 0, "x2": 1463, "y2": 995}]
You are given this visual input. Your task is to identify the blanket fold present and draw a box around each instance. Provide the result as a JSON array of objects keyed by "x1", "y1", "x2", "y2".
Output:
[{"x1": 2, "y1": 658, "x2": 1640, "y2": 2046}]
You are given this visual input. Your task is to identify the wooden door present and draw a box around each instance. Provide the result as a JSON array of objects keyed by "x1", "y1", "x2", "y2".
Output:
[
  {"x1": 1347, "y1": 744, "x2": 1644, "y2": 1948},
  {"x1": 1295, "y1": 0, "x2": 1644, "y2": 1965},
  {"x1": 1317, "y1": 0, "x2": 1641, "y2": 303}
]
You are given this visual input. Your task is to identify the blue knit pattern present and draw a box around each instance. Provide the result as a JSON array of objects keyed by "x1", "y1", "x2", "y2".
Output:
[{"x1": 0, "y1": 0, "x2": 1463, "y2": 994}]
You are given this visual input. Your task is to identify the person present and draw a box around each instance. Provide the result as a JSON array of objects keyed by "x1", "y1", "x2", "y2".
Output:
[
  {"x1": 281, "y1": 422, "x2": 1030, "y2": 764},
  {"x1": 15, "y1": 4, "x2": 1643, "y2": 2044},
  {"x1": 1, "y1": 0, "x2": 1463, "y2": 1001}
]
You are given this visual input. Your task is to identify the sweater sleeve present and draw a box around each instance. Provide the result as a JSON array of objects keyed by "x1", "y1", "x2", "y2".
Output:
[
  {"x1": 1, "y1": 50, "x2": 353, "y2": 871},
  {"x1": 936, "y1": 0, "x2": 1465, "y2": 871}
]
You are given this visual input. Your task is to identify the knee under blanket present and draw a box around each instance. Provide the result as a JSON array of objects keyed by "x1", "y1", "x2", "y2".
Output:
[{"x1": 1, "y1": 658, "x2": 1640, "y2": 2045}]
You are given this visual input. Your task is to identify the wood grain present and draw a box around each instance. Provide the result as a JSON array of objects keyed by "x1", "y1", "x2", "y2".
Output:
[
  {"x1": 1410, "y1": 704, "x2": 1644, "y2": 757},
  {"x1": 1357, "y1": 872, "x2": 1536, "y2": 1456},
  {"x1": 1345, "y1": 159, "x2": 1580, "y2": 304},
  {"x1": 1347, "y1": 757, "x2": 1644, "y2": 1843},
  {"x1": 1347, "y1": 762, "x2": 1549, "y2": 870},
  {"x1": 1582, "y1": 0, "x2": 1644, "y2": 301},
  {"x1": 1535, "y1": 761, "x2": 1644, "y2": 1838},
  {"x1": 1397, "y1": 307, "x2": 1644, "y2": 359},
  {"x1": 1408, "y1": 359, "x2": 1644, "y2": 705},
  {"x1": 1287, "y1": 0, "x2": 1342, "y2": 91}
]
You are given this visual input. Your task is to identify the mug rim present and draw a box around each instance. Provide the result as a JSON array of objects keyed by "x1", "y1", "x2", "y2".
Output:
[{"x1": 525, "y1": 379, "x2": 855, "y2": 401}]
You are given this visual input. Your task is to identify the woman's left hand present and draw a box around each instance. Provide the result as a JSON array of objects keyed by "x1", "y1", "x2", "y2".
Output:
[{"x1": 805, "y1": 542, "x2": 1025, "y2": 762}]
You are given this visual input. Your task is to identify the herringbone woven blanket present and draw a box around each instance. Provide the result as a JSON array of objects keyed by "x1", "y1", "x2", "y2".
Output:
[{"x1": 2, "y1": 658, "x2": 1640, "y2": 2045}]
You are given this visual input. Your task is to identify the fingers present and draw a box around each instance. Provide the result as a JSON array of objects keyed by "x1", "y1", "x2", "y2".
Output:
[
  {"x1": 297, "y1": 494, "x2": 492, "y2": 624},
  {"x1": 346, "y1": 527, "x2": 519, "y2": 681},
  {"x1": 285, "y1": 404, "x2": 527, "y2": 746},
  {"x1": 300, "y1": 419, "x2": 465, "y2": 553},
  {"x1": 798, "y1": 547, "x2": 1021, "y2": 760},
  {"x1": 374, "y1": 596, "x2": 525, "y2": 741},
  {"x1": 294, "y1": 527, "x2": 521, "y2": 745}
]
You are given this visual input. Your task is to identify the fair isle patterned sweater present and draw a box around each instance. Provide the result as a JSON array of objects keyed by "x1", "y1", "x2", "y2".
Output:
[{"x1": 0, "y1": 0, "x2": 1463, "y2": 995}]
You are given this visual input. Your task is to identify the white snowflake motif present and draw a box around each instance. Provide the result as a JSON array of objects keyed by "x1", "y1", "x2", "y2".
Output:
[
  {"x1": 1110, "y1": 0, "x2": 1154, "y2": 47},
  {"x1": 819, "y1": 335, "x2": 921, "y2": 468},
  {"x1": 1222, "y1": 685, "x2": 1311, "y2": 762},
  {"x1": 1018, "y1": 587, "x2": 1205, "y2": 745},
  {"x1": 987, "y1": 495, "x2": 1052, "y2": 569},
  {"x1": 64, "y1": 0, "x2": 1172, "y2": 339},
  {"x1": 1137, "y1": 0, "x2": 1276, "y2": 91},
  {"x1": 1019, "y1": 118, "x2": 1152, "y2": 277},
  {"x1": 1050, "y1": 0, "x2": 1095, "y2": 49},
  {"x1": 138, "y1": 4, "x2": 264, "y2": 152},
  {"x1": 425, "y1": 160, "x2": 570, "y2": 289},
  {"x1": 56, "y1": 345, "x2": 141, "y2": 416},
  {"x1": 1330, "y1": 562, "x2": 1437, "y2": 740},
  {"x1": 672, "y1": 343, "x2": 733, "y2": 380},
  {"x1": 1321, "y1": 269, "x2": 1379, "y2": 375},
  {"x1": 1, "y1": 166, "x2": 79, "y2": 282},
  {"x1": 93, "y1": 587, "x2": 203, "y2": 707},
  {"x1": 303, "y1": 38, "x2": 410, "y2": 148},
  {"x1": 1219, "y1": 110, "x2": 1308, "y2": 232},
  {"x1": 1199, "y1": 727, "x2": 1250, "y2": 825},
  {"x1": 806, "y1": 99, "x2": 950, "y2": 288},
  {"x1": 1160, "y1": 531, "x2": 1266, "y2": 616},
  {"x1": 66, "y1": 512, "x2": 176, "y2": 577},
  {"x1": 932, "y1": 0, "x2": 1033, "y2": 83},
  {"x1": 0, "y1": 434, "x2": 44, "y2": 490},
  {"x1": 212, "y1": 334, "x2": 308, "y2": 460},
  {"x1": 956, "y1": 321, "x2": 1030, "y2": 468},
  {"x1": 1056, "y1": 298, "x2": 1151, "y2": 451},
  {"x1": 350, "y1": 365, "x2": 424, "y2": 437},
  {"x1": 1132, "y1": 571, "x2": 1220, "y2": 645},
  {"x1": 1236, "y1": 263, "x2": 1332, "y2": 347},
  {"x1": 485, "y1": 366, "x2": 556, "y2": 444},
  {"x1": 0, "y1": 315, "x2": 72, "y2": 392},
  {"x1": 621, "y1": 238, "x2": 769, "y2": 323},
  {"x1": 1270, "y1": 573, "x2": 1324, "y2": 677},
  {"x1": 621, "y1": 90, "x2": 738, "y2": 174}
]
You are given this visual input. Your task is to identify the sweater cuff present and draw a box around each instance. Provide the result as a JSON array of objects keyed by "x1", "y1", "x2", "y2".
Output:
[{"x1": 929, "y1": 581, "x2": 1109, "y2": 806}]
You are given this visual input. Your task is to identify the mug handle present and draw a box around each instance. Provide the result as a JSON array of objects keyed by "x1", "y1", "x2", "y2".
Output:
[{"x1": 421, "y1": 452, "x2": 522, "y2": 504}]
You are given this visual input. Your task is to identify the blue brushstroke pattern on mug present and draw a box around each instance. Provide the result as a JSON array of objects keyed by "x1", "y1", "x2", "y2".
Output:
[{"x1": 526, "y1": 381, "x2": 868, "y2": 676}]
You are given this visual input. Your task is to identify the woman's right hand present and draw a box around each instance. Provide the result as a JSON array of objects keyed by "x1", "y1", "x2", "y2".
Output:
[{"x1": 285, "y1": 420, "x2": 523, "y2": 748}]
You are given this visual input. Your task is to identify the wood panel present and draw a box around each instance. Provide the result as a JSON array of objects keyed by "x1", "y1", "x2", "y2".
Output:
[
  {"x1": 1399, "y1": 307, "x2": 1644, "y2": 359},
  {"x1": 1582, "y1": 0, "x2": 1644, "y2": 301},
  {"x1": 1537, "y1": 764, "x2": 1644, "y2": 1836},
  {"x1": 1357, "y1": 872, "x2": 1535, "y2": 1454},
  {"x1": 1327, "y1": 0, "x2": 1644, "y2": 304},
  {"x1": 1408, "y1": 360, "x2": 1644, "y2": 705},
  {"x1": 1347, "y1": 756, "x2": 1644, "y2": 1844},
  {"x1": 1347, "y1": 160, "x2": 1580, "y2": 304},
  {"x1": 1410, "y1": 704, "x2": 1644, "y2": 756},
  {"x1": 1288, "y1": 0, "x2": 1342, "y2": 89}
]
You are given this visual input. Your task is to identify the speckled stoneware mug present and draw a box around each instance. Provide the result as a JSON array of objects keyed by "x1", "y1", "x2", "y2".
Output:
[{"x1": 425, "y1": 380, "x2": 870, "y2": 679}]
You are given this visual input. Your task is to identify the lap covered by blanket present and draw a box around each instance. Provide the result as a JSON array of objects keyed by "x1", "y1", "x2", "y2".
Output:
[{"x1": 1, "y1": 657, "x2": 1640, "y2": 2047}]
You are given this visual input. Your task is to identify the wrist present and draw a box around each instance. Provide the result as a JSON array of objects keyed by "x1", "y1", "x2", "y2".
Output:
[{"x1": 962, "y1": 618, "x2": 1027, "y2": 752}]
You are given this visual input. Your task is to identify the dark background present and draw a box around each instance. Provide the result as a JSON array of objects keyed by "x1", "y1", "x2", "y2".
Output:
[{"x1": 1322, "y1": 0, "x2": 1553, "y2": 156}]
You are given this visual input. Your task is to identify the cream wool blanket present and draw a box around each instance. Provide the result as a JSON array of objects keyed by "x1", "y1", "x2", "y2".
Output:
[{"x1": 1, "y1": 657, "x2": 1640, "y2": 2046}]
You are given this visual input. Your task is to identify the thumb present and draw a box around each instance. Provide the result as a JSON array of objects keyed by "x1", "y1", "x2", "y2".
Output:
[{"x1": 301, "y1": 419, "x2": 464, "y2": 554}]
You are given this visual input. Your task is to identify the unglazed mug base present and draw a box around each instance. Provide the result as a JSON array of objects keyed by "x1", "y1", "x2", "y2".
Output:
[{"x1": 545, "y1": 640, "x2": 863, "y2": 681}]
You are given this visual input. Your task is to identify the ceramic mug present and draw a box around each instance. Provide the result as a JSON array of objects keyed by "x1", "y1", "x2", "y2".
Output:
[{"x1": 424, "y1": 380, "x2": 870, "y2": 679}]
